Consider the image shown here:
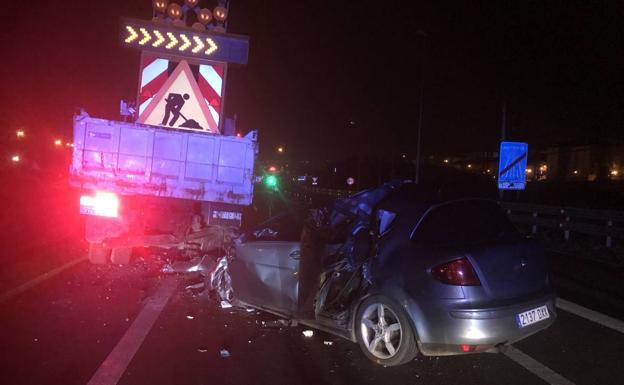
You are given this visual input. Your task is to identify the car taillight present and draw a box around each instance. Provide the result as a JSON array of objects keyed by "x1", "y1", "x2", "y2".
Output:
[
  {"x1": 80, "y1": 191, "x2": 119, "y2": 218},
  {"x1": 431, "y1": 257, "x2": 481, "y2": 286}
]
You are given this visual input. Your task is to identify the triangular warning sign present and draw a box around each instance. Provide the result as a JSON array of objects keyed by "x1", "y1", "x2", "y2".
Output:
[{"x1": 137, "y1": 60, "x2": 218, "y2": 132}]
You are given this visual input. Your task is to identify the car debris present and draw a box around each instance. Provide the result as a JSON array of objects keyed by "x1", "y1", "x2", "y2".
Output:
[
  {"x1": 324, "y1": 340, "x2": 334, "y2": 346},
  {"x1": 219, "y1": 348, "x2": 231, "y2": 358},
  {"x1": 302, "y1": 330, "x2": 314, "y2": 337},
  {"x1": 197, "y1": 347, "x2": 208, "y2": 353}
]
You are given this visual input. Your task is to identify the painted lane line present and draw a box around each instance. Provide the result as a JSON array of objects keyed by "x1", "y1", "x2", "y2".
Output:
[
  {"x1": 86, "y1": 276, "x2": 179, "y2": 385},
  {"x1": 504, "y1": 346, "x2": 576, "y2": 385},
  {"x1": 0, "y1": 256, "x2": 88, "y2": 303},
  {"x1": 557, "y1": 298, "x2": 624, "y2": 334}
]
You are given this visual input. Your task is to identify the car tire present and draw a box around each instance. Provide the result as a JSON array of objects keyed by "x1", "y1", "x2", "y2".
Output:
[
  {"x1": 355, "y1": 295, "x2": 418, "y2": 366},
  {"x1": 88, "y1": 242, "x2": 111, "y2": 264}
]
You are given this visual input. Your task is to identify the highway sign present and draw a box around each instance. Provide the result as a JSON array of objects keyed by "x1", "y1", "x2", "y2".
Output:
[
  {"x1": 121, "y1": 19, "x2": 249, "y2": 65},
  {"x1": 498, "y1": 141, "x2": 529, "y2": 190}
]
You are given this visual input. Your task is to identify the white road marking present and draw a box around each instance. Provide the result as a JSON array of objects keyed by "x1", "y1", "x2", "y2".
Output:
[
  {"x1": 504, "y1": 346, "x2": 576, "y2": 385},
  {"x1": 0, "y1": 256, "x2": 87, "y2": 303},
  {"x1": 557, "y1": 298, "x2": 624, "y2": 334},
  {"x1": 86, "y1": 276, "x2": 179, "y2": 385}
]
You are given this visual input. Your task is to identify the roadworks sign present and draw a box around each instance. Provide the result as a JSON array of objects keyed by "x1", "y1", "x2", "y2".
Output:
[{"x1": 137, "y1": 60, "x2": 217, "y2": 132}]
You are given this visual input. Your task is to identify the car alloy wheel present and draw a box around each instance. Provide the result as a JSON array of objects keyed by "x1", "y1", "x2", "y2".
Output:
[{"x1": 360, "y1": 302, "x2": 403, "y2": 359}]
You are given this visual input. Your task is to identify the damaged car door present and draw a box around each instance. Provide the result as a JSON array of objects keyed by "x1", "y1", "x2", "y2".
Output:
[{"x1": 231, "y1": 212, "x2": 303, "y2": 315}]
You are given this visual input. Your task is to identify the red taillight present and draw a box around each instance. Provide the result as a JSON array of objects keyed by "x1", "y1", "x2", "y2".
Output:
[
  {"x1": 80, "y1": 191, "x2": 119, "y2": 218},
  {"x1": 431, "y1": 257, "x2": 481, "y2": 286}
]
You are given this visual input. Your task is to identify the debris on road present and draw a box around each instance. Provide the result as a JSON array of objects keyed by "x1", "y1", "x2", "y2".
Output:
[
  {"x1": 186, "y1": 315, "x2": 195, "y2": 320},
  {"x1": 324, "y1": 340, "x2": 334, "y2": 346},
  {"x1": 220, "y1": 300, "x2": 233, "y2": 309},
  {"x1": 302, "y1": 330, "x2": 314, "y2": 337},
  {"x1": 262, "y1": 319, "x2": 290, "y2": 328},
  {"x1": 197, "y1": 347, "x2": 208, "y2": 353},
  {"x1": 219, "y1": 348, "x2": 231, "y2": 358}
]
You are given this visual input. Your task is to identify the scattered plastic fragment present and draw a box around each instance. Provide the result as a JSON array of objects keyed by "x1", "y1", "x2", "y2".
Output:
[
  {"x1": 302, "y1": 330, "x2": 314, "y2": 337},
  {"x1": 186, "y1": 315, "x2": 195, "y2": 320},
  {"x1": 324, "y1": 340, "x2": 333, "y2": 346},
  {"x1": 197, "y1": 347, "x2": 208, "y2": 353},
  {"x1": 219, "y1": 348, "x2": 231, "y2": 358},
  {"x1": 220, "y1": 300, "x2": 233, "y2": 309},
  {"x1": 262, "y1": 319, "x2": 290, "y2": 328}
]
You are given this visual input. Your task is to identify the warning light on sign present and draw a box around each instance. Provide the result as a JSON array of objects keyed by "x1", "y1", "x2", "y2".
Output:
[
  {"x1": 179, "y1": 34, "x2": 191, "y2": 51},
  {"x1": 153, "y1": 30, "x2": 165, "y2": 47}
]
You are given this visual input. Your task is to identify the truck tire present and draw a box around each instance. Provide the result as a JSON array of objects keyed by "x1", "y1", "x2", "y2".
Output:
[{"x1": 88, "y1": 242, "x2": 111, "y2": 264}]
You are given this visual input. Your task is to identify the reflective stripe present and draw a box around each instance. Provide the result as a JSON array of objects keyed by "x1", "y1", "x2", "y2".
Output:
[
  {"x1": 199, "y1": 64, "x2": 222, "y2": 97},
  {"x1": 141, "y1": 59, "x2": 169, "y2": 88}
]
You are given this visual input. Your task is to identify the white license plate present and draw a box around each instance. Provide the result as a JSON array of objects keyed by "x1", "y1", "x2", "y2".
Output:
[{"x1": 516, "y1": 305, "x2": 550, "y2": 328}]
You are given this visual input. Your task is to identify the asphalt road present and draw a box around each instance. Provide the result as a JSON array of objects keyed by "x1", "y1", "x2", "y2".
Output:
[
  {"x1": 1, "y1": 250, "x2": 623, "y2": 385},
  {"x1": 1, "y1": 176, "x2": 623, "y2": 385}
]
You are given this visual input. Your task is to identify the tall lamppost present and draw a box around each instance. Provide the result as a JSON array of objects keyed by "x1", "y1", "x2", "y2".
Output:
[{"x1": 414, "y1": 30, "x2": 428, "y2": 184}]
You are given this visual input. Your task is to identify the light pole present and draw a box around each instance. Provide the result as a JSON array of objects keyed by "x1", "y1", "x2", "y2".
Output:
[{"x1": 414, "y1": 30, "x2": 428, "y2": 184}]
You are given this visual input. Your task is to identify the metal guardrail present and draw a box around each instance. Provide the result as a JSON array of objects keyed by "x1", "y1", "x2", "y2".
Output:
[
  {"x1": 501, "y1": 202, "x2": 624, "y2": 248},
  {"x1": 296, "y1": 186, "x2": 624, "y2": 248}
]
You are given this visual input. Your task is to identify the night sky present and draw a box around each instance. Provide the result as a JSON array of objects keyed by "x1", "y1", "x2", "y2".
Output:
[{"x1": 1, "y1": 0, "x2": 623, "y2": 160}]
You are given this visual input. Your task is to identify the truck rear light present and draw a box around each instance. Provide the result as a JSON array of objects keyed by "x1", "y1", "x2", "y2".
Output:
[
  {"x1": 80, "y1": 191, "x2": 119, "y2": 218},
  {"x1": 431, "y1": 257, "x2": 481, "y2": 286}
]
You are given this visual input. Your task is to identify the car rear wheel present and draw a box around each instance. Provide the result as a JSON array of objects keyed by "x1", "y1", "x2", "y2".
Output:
[{"x1": 355, "y1": 295, "x2": 418, "y2": 366}]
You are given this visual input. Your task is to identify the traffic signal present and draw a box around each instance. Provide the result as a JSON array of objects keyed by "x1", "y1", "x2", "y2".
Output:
[{"x1": 264, "y1": 174, "x2": 278, "y2": 189}]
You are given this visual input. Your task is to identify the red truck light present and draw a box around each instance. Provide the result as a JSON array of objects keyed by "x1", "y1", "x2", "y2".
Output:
[{"x1": 80, "y1": 191, "x2": 119, "y2": 218}]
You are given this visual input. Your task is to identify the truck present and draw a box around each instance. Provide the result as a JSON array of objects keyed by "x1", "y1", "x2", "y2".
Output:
[
  {"x1": 68, "y1": 2, "x2": 255, "y2": 264},
  {"x1": 70, "y1": 114, "x2": 257, "y2": 264}
]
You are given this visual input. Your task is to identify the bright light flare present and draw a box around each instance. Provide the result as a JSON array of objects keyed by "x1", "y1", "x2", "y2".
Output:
[
  {"x1": 16, "y1": 130, "x2": 25, "y2": 138},
  {"x1": 80, "y1": 191, "x2": 119, "y2": 218}
]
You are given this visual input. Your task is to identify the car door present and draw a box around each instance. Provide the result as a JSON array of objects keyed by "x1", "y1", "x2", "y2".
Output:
[{"x1": 231, "y1": 213, "x2": 303, "y2": 315}]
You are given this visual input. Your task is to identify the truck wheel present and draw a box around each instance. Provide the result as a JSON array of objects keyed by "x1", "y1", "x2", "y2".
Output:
[
  {"x1": 355, "y1": 295, "x2": 418, "y2": 366},
  {"x1": 88, "y1": 242, "x2": 111, "y2": 264}
]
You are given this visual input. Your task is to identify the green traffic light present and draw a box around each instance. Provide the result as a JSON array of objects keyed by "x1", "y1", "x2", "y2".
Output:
[{"x1": 264, "y1": 174, "x2": 278, "y2": 189}]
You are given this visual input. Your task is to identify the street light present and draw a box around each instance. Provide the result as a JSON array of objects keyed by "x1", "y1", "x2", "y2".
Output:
[{"x1": 414, "y1": 30, "x2": 428, "y2": 184}]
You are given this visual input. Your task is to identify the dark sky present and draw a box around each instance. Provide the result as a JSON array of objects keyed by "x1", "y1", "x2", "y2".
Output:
[{"x1": 1, "y1": 1, "x2": 623, "y2": 160}]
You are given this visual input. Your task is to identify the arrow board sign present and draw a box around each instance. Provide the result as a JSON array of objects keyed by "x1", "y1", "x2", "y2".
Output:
[
  {"x1": 137, "y1": 60, "x2": 218, "y2": 132},
  {"x1": 498, "y1": 141, "x2": 529, "y2": 190},
  {"x1": 121, "y1": 18, "x2": 249, "y2": 65}
]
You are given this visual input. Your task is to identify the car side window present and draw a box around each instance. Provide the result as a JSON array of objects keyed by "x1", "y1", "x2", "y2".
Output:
[{"x1": 412, "y1": 200, "x2": 518, "y2": 246}]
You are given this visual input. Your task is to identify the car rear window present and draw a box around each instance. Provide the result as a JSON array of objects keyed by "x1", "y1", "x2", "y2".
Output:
[{"x1": 411, "y1": 200, "x2": 519, "y2": 246}]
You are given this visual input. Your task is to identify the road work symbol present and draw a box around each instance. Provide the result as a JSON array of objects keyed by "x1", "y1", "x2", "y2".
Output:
[
  {"x1": 161, "y1": 93, "x2": 189, "y2": 126},
  {"x1": 137, "y1": 60, "x2": 217, "y2": 132}
]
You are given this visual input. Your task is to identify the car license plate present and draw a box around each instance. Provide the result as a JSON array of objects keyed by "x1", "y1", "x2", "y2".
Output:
[{"x1": 516, "y1": 305, "x2": 550, "y2": 328}]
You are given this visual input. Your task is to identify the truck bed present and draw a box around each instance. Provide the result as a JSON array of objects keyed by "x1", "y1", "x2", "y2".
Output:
[{"x1": 70, "y1": 114, "x2": 256, "y2": 205}]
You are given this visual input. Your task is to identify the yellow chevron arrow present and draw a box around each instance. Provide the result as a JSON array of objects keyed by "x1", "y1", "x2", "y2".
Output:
[
  {"x1": 179, "y1": 34, "x2": 191, "y2": 51},
  {"x1": 152, "y1": 30, "x2": 165, "y2": 47},
  {"x1": 205, "y1": 38, "x2": 218, "y2": 55},
  {"x1": 139, "y1": 28, "x2": 151, "y2": 45},
  {"x1": 166, "y1": 32, "x2": 178, "y2": 49},
  {"x1": 124, "y1": 26, "x2": 138, "y2": 43},
  {"x1": 192, "y1": 36, "x2": 205, "y2": 53}
]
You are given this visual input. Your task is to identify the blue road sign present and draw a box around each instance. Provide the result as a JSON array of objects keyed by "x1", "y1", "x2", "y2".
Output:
[{"x1": 498, "y1": 141, "x2": 529, "y2": 190}]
